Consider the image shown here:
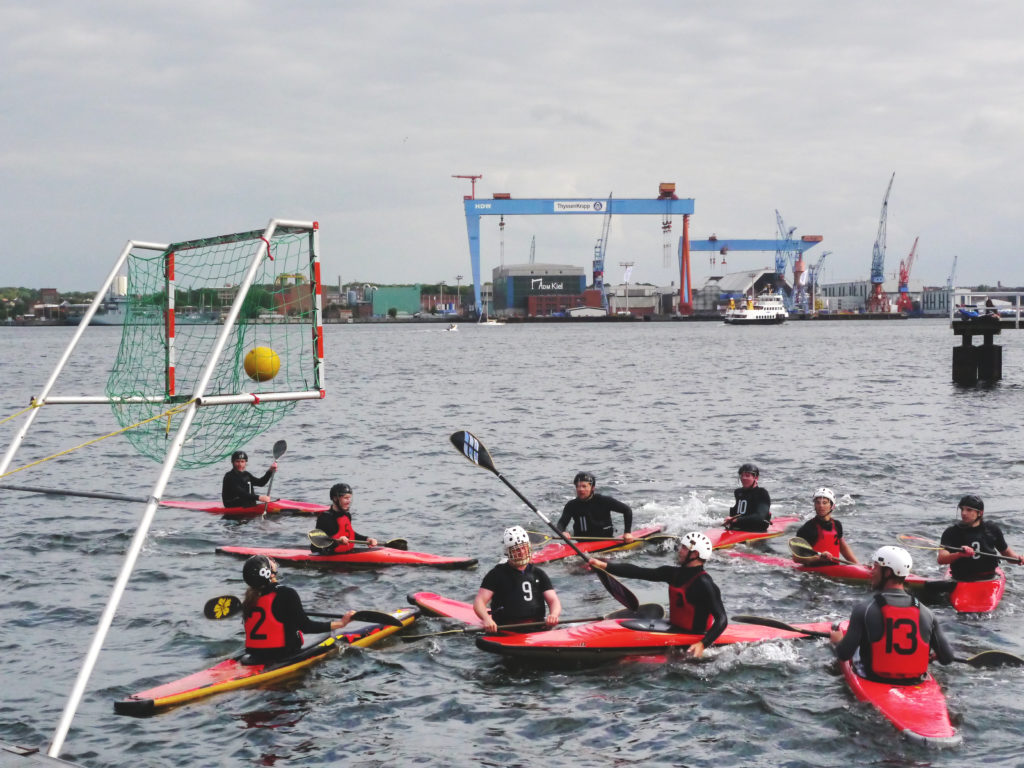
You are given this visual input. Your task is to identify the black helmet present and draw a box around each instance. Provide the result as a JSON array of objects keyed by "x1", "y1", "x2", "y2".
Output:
[
  {"x1": 738, "y1": 463, "x2": 759, "y2": 477},
  {"x1": 330, "y1": 482, "x2": 353, "y2": 500},
  {"x1": 573, "y1": 471, "x2": 596, "y2": 487},
  {"x1": 243, "y1": 555, "x2": 277, "y2": 589},
  {"x1": 958, "y1": 494, "x2": 984, "y2": 512},
  {"x1": 232, "y1": 450, "x2": 248, "y2": 462}
]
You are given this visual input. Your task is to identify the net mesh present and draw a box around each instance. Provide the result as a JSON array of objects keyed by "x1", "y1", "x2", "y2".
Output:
[{"x1": 105, "y1": 225, "x2": 322, "y2": 468}]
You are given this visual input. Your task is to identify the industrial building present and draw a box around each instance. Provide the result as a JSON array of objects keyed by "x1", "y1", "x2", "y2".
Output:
[{"x1": 492, "y1": 263, "x2": 589, "y2": 317}]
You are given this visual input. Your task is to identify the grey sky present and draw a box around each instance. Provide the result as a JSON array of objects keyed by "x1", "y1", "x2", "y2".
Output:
[{"x1": 3, "y1": 2, "x2": 1022, "y2": 292}]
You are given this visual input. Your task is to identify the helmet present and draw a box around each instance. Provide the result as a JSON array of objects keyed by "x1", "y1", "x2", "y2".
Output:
[
  {"x1": 330, "y1": 483, "x2": 353, "y2": 500},
  {"x1": 503, "y1": 525, "x2": 532, "y2": 567},
  {"x1": 958, "y1": 494, "x2": 984, "y2": 513},
  {"x1": 871, "y1": 546, "x2": 912, "y2": 578},
  {"x1": 231, "y1": 450, "x2": 248, "y2": 462},
  {"x1": 738, "y1": 463, "x2": 759, "y2": 478},
  {"x1": 680, "y1": 531, "x2": 713, "y2": 561},
  {"x1": 573, "y1": 471, "x2": 596, "y2": 487},
  {"x1": 243, "y1": 555, "x2": 277, "y2": 588},
  {"x1": 812, "y1": 487, "x2": 836, "y2": 506}
]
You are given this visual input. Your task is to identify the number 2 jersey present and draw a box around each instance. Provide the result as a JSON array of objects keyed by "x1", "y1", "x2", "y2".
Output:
[{"x1": 480, "y1": 562, "x2": 554, "y2": 626}]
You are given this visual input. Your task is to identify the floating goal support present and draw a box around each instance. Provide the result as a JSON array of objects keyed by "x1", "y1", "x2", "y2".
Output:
[{"x1": 0, "y1": 218, "x2": 325, "y2": 759}]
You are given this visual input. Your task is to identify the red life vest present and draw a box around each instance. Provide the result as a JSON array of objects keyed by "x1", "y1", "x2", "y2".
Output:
[
  {"x1": 330, "y1": 512, "x2": 356, "y2": 553},
  {"x1": 668, "y1": 570, "x2": 713, "y2": 632},
  {"x1": 245, "y1": 590, "x2": 288, "y2": 650},
  {"x1": 812, "y1": 523, "x2": 841, "y2": 558},
  {"x1": 868, "y1": 596, "x2": 930, "y2": 680}
]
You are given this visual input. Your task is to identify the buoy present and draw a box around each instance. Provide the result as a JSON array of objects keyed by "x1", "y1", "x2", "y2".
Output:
[{"x1": 243, "y1": 346, "x2": 280, "y2": 382}]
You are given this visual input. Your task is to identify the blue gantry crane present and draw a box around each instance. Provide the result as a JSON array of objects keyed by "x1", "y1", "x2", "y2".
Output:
[
  {"x1": 867, "y1": 173, "x2": 895, "y2": 313},
  {"x1": 592, "y1": 194, "x2": 612, "y2": 311}
]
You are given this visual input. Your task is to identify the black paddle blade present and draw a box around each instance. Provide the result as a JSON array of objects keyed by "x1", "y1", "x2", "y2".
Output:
[
  {"x1": 204, "y1": 595, "x2": 242, "y2": 620},
  {"x1": 732, "y1": 614, "x2": 831, "y2": 638},
  {"x1": 956, "y1": 650, "x2": 1024, "y2": 669},
  {"x1": 385, "y1": 538, "x2": 409, "y2": 551},
  {"x1": 606, "y1": 603, "x2": 665, "y2": 620},
  {"x1": 449, "y1": 431, "x2": 497, "y2": 475},
  {"x1": 349, "y1": 610, "x2": 405, "y2": 628},
  {"x1": 788, "y1": 537, "x2": 817, "y2": 559},
  {"x1": 309, "y1": 529, "x2": 333, "y2": 549},
  {"x1": 272, "y1": 439, "x2": 287, "y2": 459}
]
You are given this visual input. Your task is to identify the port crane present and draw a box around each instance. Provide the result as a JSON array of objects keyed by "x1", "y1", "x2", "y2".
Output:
[
  {"x1": 867, "y1": 173, "x2": 895, "y2": 313},
  {"x1": 946, "y1": 254, "x2": 958, "y2": 290},
  {"x1": 592, "y1": 194, "x2": 612, "y2": 311},
  {"x1": 807, "y1": 250, "x2": 831, "y2": 311},
  {"x1": 452, "y1": 174, "x2": 482, "y2": 199},
  {"x1": 896, "y1": 236, "x2": 919, "y2": 313},
  {"x1": 774, "y1": 210, "x2": 801, "y2": 309}
]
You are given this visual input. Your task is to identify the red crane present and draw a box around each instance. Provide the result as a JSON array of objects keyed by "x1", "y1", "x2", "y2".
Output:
[
  {"x1": 452, "y1": 174, "x2": 482, "y2": 200},
  {"x1": 896, "y1": 236, "x2": 919, "y2": 313}
]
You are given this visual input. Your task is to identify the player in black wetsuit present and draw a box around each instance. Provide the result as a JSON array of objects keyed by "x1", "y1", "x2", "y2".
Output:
[
  {"x1": 311, "y1": 483, "x2": 378, "y2": 554},
  {"x1": 473, "y1": 526, "x2": 561, "y2": 633},
  {"x1": 938, "y1": 494, "x2": 1023, "y2": 580},
  {"x1": 831, "y1": 546, "x2": 954, "y2": 683},
  {"x1": 724, "y1": 462, "x2": 771, "y2": 532},
  {"x1": 222, "y1": 450, "x2": 277, "y2": 507},
  {"x1": 555, "y1": 471, "x2": 635, "y2": 541},
  {"x1": 591, "y1": 531, "x2": 728, "y2": 659},
  {"x1": 241, "y1": 555, "x2": 354, "y2": 664},
  {"x1": 794, "y1": 487, "x2": 859, "y2": 565}
]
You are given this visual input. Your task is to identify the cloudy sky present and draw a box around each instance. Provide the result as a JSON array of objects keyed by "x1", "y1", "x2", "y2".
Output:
[{"x1": 3, "y1": 2, "x2": 1023, "y2": 293}]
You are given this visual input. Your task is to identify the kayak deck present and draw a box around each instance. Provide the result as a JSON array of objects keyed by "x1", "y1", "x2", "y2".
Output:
[
  {"x1": 161, "y1": 499, "x2": 329, "y2": 516},
  {"x1": 530, "y1": 525, "x2": 666, "y2": 564},
  {"x1": 216, "y1": 545, "x2": 477, "y2": 570},
  {"x1": 408, "y1": 591, "x2": 484, "y2": 626},
  {"x1": 706, "y1": 516, "x2": 800, "y2": 549},
  {"x1": 727, "y1": 549, "x2": 931, "y2": 589},
  {"x1": 475, "y1": 616, "x2": 834, "y2": 664},
  {"x1": 840, "y1": 660, "x2": 960, "y2": 746},
  {"x1": 114, "y1": 606, "x2": 419, "y2": 716},
  {"x1": 948, "y1": 567, "x2": 1005, "y2": 613}
]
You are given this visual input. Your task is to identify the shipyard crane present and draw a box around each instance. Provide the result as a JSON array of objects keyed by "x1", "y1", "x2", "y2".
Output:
[
  {"x1": 807, "y1": 250, "x2": 831, "y2": 311},
  {"x1": 867, "y1": 173, "x2": 895, "y2": 313},
  {"x1": 592, "y1": 193, "x2": 612, "y2": 311},
  {"x1": 946, "y1": 254, "x2": 958, "y2": 290},
  {"x1": 451, "y1": 173, "x2": 482, "y2": 199},
  {"x1": 775, "y1": 210, "x2": 798, "y2": 309},
  {"x1": 896, "y1": 236, "x2": 919, "y2": 313},
  {"x1": 528, "y1": 236, "x2": 536, "y2": 264}
]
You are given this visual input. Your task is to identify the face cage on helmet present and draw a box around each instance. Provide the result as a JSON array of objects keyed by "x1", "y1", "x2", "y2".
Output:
[{"x1": 507, "y1": 542, "x2": 532, "y2": 567}]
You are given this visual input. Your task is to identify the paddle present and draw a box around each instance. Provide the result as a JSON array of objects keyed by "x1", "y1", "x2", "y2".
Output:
[
  {"x1": 449, "y1": 430, "x2": 639, "y2": 612},
  {"x1": 733, "y1": 613, "x2": 1024, "y2": 668},
  {"x1": 528, "y1": 529, "x2": 679, "y2": 544},
  {"x1": 400, "y1": 603, "x2": 665, "y2": 642},
  {"x1": 308, "y1": 529, "x2": 408, "y2": 551},
  {"x1": 202, "y1": 595, "x2": 404, "y2": 627},
  {"x1": 897, "y1": 533, "x2": 1022, "y2": 563},
  {"x1": 262, "y1": 440, "x2": 288, "y2": 515},
  {"x1": 788, "y1": 537, "x2": 857, "y2": 565}
]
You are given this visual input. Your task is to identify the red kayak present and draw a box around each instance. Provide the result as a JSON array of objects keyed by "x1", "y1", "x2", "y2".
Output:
[
  {"x1": 530, "y1": 525, "x2": 666, "y2": 564},
  {"x1": 948, "y1": 567, "x2": 1005, "y2": 613},
  {"x1": 726, "y1": 549, "x2": 930, "y2": 589},
  {"x1": 408, "y1": 591, "x2": 484, "y2": 625},
  {"x1": 840, "y1": 659, "x2": 960, "y2": 746},
  {"x1": 217, "y1": 545, "x2": 478, "y2": 570},
  {"x1": 706, "y1": 516, "x2": 800, "y2": 549},
  {"x1": 114, "y1": 606, "x2": 419, "y2": 716},
  {"x1": 161, "y1": 499, "x2": 329, "y2": 516}
]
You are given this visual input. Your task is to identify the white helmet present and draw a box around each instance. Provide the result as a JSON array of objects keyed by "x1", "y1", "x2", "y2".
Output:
[
  {"x1": 680, "y1": 531, "x2": 713, "y2": 561},
  {"x1": 503, "y1": 526, "x2": 532, "y2": 567},
  {"x1": 812, "y1": 487, "x2": 836, "y2": 506},
  {"x1": 871, "y1": 546, "x2": 913, "y2": 578}
]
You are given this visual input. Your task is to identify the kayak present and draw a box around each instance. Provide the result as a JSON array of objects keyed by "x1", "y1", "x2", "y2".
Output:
[
  {"x1": 161, "y1": 499, "x2": 329, "y2": 516},
  {"x1": 530, "y1": 525, "x2": 666, "y2": 564},
  {"x1": 408, "y1": 591, "x2": 484, "y2": 625},
  {"x1": 729, "y1": 551, "x2": 1004, "y2": 613},
  {"x1": 706, "y1": 516, "x2": 800, "y2": 549},
  {"x1": 840, "y1": 659, "x2": 960, "y2": 746},
  {"x1": 726, "y1": 549, "x2": 931, "y2": 589},
  {"x1": 948, "y1": 567, "x2": 1005, "y2": 613},
  {"x1": 114, "y1": 606, "x2": 419, "y2": 716},
  {"x1": 475, "y1": 615, "x2": 835, "y2": 665},
  {"x1": 217, "y1": 545, "x2": 478, "y2": 570}
]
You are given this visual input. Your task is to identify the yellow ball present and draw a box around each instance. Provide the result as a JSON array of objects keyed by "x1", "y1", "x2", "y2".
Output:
[{"x1": 244, "y1": 347, "x2": 280, "y2": 382}]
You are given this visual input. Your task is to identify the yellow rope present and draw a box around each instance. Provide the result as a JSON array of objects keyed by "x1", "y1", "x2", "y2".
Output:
[
  {"x1": 0, "y1": 398, "x2": 197, "y2": 480},
  {"x1": 0, "y1": 401, "x2": 43, "y2": 427}
]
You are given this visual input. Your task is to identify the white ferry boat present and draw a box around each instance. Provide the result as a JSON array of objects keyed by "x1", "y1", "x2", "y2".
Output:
[{"x1": 723, "y1": 293, "x2": 788, "y2": 325}]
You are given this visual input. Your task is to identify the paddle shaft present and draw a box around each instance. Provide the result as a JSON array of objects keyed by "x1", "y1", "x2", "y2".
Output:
[
  {"x1": 901, "y1": 535, "x2": 1020, "y2": 563},
  {"x1": 262, "y1": 440, "x2": 287, "y2": 515},
  {"x1": 731, "y1": 614, "x2": 831, "y2": 638}
]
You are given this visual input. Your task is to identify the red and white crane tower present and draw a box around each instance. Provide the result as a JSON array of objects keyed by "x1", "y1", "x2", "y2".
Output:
[
  {"x1": 896, "y1": 236, "x2": 919, "y2": 313},
  {"x1": 452, "y1": 174, "x2": 482, "y2": 200}
]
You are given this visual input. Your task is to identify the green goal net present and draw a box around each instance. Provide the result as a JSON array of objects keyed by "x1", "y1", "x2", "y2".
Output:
[{"x1": 104, "y1": 222, "x2": 324, "y2": 468}]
